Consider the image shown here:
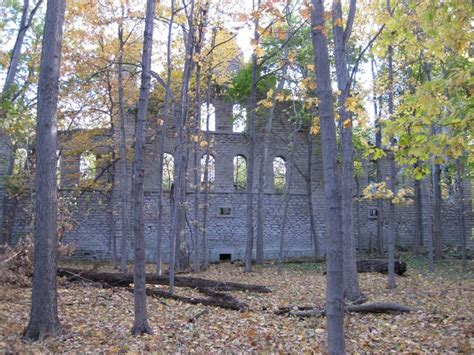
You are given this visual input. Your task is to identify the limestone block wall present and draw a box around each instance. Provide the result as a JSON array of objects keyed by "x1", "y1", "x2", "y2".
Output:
[{"x1": 5, "y1": 95, "x2": 472, "y2": 262}]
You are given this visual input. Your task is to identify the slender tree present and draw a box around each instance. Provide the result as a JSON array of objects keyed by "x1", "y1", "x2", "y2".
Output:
[
  {"x1": 2, "y1": 0, "x2": 43, "y2": 97},
  {"x1": 22, "y1": 0, "x2": 66, "y2": 341},
  {"x1": 130, "y1": 0, "x2": 155, "y2": 336},
  {"x1": 311, "y1": 0, "x2": 345, "y2": 352},
  {"x1": 244, "y1": 0, "x2": 260, "y2": 272},
  {"x1": 117, "y1": 3, "x2": 131, "y2": 273},
  {"x1": 155, "y1": 0, "x2": 175, "y2": 276},
  {"x1": 331, "y1": 0, "x2": 364, "y2": 301},
  {"x1": 170, "y1": 0, "x2": 196, "y2": 291}
]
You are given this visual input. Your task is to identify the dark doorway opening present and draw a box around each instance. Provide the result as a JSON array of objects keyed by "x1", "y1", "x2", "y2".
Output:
[{"x1": 219, "y1": 253, "x2": 231, "y2": 262}]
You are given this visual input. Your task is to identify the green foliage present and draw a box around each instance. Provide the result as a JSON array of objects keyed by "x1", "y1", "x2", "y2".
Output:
[{"x1": 225, "y1": 63, "x2": 276, "y2": 104}]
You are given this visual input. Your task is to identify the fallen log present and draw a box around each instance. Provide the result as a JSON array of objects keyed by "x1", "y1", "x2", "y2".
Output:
[
  {"x1": 58, "y1": 268, "x2": 271, "y2": 293},
  {"x1": 137, "y1": 288, "x2": 247, "y2": 311},
  {"x1": 356, "y1": 259, "x2": 407, "y2": 276},
  {"x1": 279, "y1": 302, "x2": 415, "y2": 317}
]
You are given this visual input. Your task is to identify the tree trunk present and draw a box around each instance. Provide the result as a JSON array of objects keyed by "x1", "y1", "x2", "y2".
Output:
[
  {"x1": 277, "y1": 122, "x2": 297, "y2": 274},
  {"x1": 244, "y1": 4, "x2": 260, "y2": 272},
  {"x1": 423, "y1": 176, "x2": 435, "y2": 272},
  {"x1": 385, "y1": 2, "x2": 396, "y2": 289},
  {"x1": 155, "y1": 1, "x2": 175, "y2": 276},
  {"x1": 1, "y1": 148, "x2": 16, "y2": 246},
  {"x1": 371, "y1": 60, "x2": 384, "y2": 257},
  {"x1": 201, "y1": 69, "x2": 213, "y2": 270},
  {"x1": 311, "y1": 0, "x2": 345, "y2": 352},
  {"x1": 423, "y1": 62, "x2": 442, "y2": 262},
  {"x1": 332, "y1": 0, "x2": 363, "y2": 301},
  {"x1": 130, "y1": 0, "x2": 155, "y2": 336},
  {"x1": 455, "y1": 158, "x2": 467, "y2": 271},
  {"x1": 306, "y1": 134, "x2": 319, "y2": 257},
  {"x1": 433, "y1": 163, "x2": 442, "y2": 260},
  {"x1": 191, "y1": 5, "x2": 207, "y2": 272},
  {"x1": 256, "y1": 48, "x2": 289, "y2": 265},
  {"x1": 58, "y1": 268, "x2": 271, "y2": 293},
  {"x1": 413, "y1": 171, "x2": 422, "y2": 254},
  {"x1": 117, "y1": 9, "x2": 131, "y2": 274},
  {"x1": 2, "y1": 0, "x2": 43, "y2": 97},
  {"x1": 170, "y1": 0, "x2": 196, "y2": 289},
  {"x1": 22, "y1": 0, "x2": 65, "y2": 341}
]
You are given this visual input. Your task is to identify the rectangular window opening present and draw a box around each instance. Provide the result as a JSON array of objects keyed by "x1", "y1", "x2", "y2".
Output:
[{"x1": 219, "y1": 253, "x2": 232, "y2": 261}]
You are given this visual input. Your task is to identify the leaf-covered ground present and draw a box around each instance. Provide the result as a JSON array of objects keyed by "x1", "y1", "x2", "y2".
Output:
[{"x1": 1, "y1": 257, "x2": 472, "y2": 353}]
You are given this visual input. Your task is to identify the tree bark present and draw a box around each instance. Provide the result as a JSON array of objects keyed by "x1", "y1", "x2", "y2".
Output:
[
  {"x1": 244, "y1": 2, "x2": 260, "y2": 272},
  {"x1": 22, "y1": 0, "x2": 65, "y2": 341},
  {"x1": 277, "y1": 120, "x2": 297, "y2": 274},
  {"x1": 423, "y1": 62, "x2": 442, "y2": 262},
  {"x1": 386, "y1": 1, "x2": 396, "y2": 289},
  {"x1": 57, "y1": 268, "x2": 271, "y2": 293},
  {"x1": 423, "y1": 176, "x2": 435, "y2": 272},
  {"x1": 116, "y1": 7, "x2": 131, "y2": 274},
  {"x1": 155, "y1": 0, "x2": 175, "y2": 276},
  {"x1": 332, "y1": 0, "x2": 363, "y2": 301},
  {"x1": 201, "y1": 63, "x2": 214, "y2": 270},
  {"x1": 311, "y1": 0, "x2": 345, "y2": 352},
  {"x1": 455, "y1": 158, "x2": 467, "y2": 271},
  {"x1": 130, "y1": 0, "x2": 155, "y2": 336},
  {"x1": 306, "y1": 134, "x2": 319, "y2": 257},
  {"x1": 413, "y1": 170, "x2": 422, "y2": 254},
  {"x1": 191, "y1": 3, "x2": 208, "y2": 272},
  {"x1": 2, "y1": 0, "x2": 43, "y2": 97},
  {"x1": 256, "y1": 43, "x2": 290, "y2": 266},
  {"x1": 371, "y1": 60, "x2": 384, "y2": 257},
  {"x1": 280, "y1": 302, "x2": 414, "y2": 317},
  {"x1": 170, "y1": 0, "x2": 196, "y2": 290},
  {"x1": 433, "y1": 163, "x2": 442, "y2": 260}
]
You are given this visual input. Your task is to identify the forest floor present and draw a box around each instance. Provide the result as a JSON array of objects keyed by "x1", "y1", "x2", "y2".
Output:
[{"x1": 0, "y1": 256, "x2": 472, "y2": 353}]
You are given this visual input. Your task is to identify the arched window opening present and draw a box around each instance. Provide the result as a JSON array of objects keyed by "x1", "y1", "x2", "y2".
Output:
[
  {"x1": 232, "y1": 104, "x2": 247, "y2": 133},
  {"x1": 273, "y1": 156, "x2": 287, "y2": 193},
  {"x1": 80, "y1": 152, "x2": 96, "y2": 181},
  {"x1": 200, "y1": 154, "x2": 215, "y2": 188},
  {"x1": 233, "y1": 155, "x2": 247, "y2": 191},
  {"x1": 162, "y1": 153, "x2": 174, "y2": 191},
  {"x1": 200, "y1": 102, "x2": 216, "y2": 131},
  {"x1": 13, "y1": 148, "x2": 27, "y2": 175}
]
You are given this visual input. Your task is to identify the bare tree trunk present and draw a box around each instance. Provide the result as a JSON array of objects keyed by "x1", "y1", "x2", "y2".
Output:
[
  {"x1": 423, "y1": 62, "x2": 442, "y2": 261},
  {"x1": 155, "y1": 1, "x2": 175, "y2": 277},
  {"x1": 455, "y1": 158, "x2": 467, "y2": 271},
  {"x1": 117, "y1": 7, "x2": 131, "y2": 274},
  {"x1": 413, "y1": 168, "x2": 422, "y2": 254},
  {"x1": 244, "y1": 2, "x2": 260, "y2": 272},
  {"x1": 201, "y1": 64, "x2": 213, "y2": 270},
  {"x1": 105, "y1": 62, "x2": 118, "y2": 268},
  {"x1": 255, "y1": 45, "x2": 290, "y2": 265},
  {"x1": 306, "y1": 134, "x2": 319, "y2": 257},
  {"x1": 371, "y1": 61, "x2": 384, "y2": 257},
  {"x1": 191, "y1": 3, "x2": 208, "y2": 272},
  {"x1": 332, "y1": 0, "x2": 363, "y2": 301},
  {"x1": 277, "y1": 122, "x2": 298, "y2": 274},
  {"x1": 130, "y1": 0, "x2": 155, "y2": 336},
  {"x1": 22, "y1": 0, "x2": 65, "y2": 341},
  {"x1": 423, "y1": 176, "x2": 435, "y2": 272},
  {"x1": 2, "y1": 0, "x2": 43, "y2": 97},
  {"x1": 433, "y1": 163, "x2": 442, "y2": 260},
  {"x1": 311, "y1": 0, "x2": 345, "y2": 352},
  {"x1": 170, "y1": 0, "x2": 196, "y2": 290},
  {"x1": 1, "y1": 148, "x2": 16, "y2": 246},
  {"x1": 386, "y1": 11, "x2": 396, "y2": 288}
]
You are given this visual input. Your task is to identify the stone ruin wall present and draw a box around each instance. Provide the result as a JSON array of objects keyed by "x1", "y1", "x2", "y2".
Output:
[{"x1": 2, "y1": 96, "x2": 472, "y2": 261}]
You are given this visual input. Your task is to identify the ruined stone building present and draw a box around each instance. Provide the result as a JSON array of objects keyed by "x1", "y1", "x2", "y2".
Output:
[{"x1": 0, "y1": 95, "x2": 471, "y2": 262}]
